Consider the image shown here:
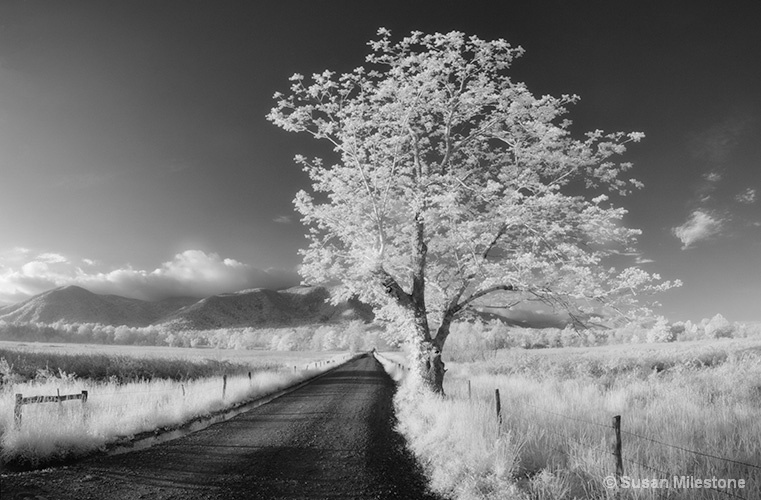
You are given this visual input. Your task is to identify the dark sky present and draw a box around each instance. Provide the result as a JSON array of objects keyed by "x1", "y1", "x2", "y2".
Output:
[{"x1": 0, "y1": 1, "x2": 759, "y2": 321}]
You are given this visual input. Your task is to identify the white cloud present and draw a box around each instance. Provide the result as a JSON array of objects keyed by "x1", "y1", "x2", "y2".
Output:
[
  {"x1": 273, "y1": 215, "x2": 293, "y2": 224},
  {"x1": 704, "y1": 171, "x2": 722, "y2": 183},
  {"x1": 0, "y1": 247, "x2": 33, "y2": 264},
  {"x1": 635, "y1": 256, "x2": 655, "y2": 265},
  {"x1": 611, "y1": 250, "x2": 655, "y2": 265},
  {"x1": 0, "y1": 249, "x2": 300, "y2": 304},
  {"x1": 21, "y1": 261, "x2": 51, "y2": 277},
  {"x1": 672, "y1": 210, "x2": 725, "y2": 249},
  {"x1": 36, "y1": 252, "x2": 69, "y2": 264},
  {"x1": 735, "y1": 188, "x2": 757, "y2": 205}
]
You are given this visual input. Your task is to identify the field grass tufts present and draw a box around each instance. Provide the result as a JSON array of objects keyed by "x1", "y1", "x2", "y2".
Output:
[{"x1": 381, "y1": 340, "x2": 761, "y2": 499}]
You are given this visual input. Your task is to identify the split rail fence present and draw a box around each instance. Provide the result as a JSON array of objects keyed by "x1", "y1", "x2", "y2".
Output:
[{"x1": 14, "y1": 390, "x2": 88, "y2": 428}]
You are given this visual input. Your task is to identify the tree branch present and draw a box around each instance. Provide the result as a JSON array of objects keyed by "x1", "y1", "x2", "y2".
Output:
[
  {"x1": 482, "y1": 223, "x2": 508, "y2": 261},
  {"x1": 372, "y1": 266, "x2": 413, "y2": 310},
  {"x1": 410, "y1": 212, "x2": 430, "y2": 335},
  {"x1": 456, "y1": 284, "x2": 516, "y2": 314}
]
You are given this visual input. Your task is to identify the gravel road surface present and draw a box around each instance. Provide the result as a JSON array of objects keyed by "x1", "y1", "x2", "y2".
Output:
[{"x1": 1, "y1": 354, "x2": 441, "y2": 500}]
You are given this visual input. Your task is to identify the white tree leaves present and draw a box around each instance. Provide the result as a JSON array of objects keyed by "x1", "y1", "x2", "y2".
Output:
[{"x1": 268, "y1": 29, "x2": 677, "y2": 334}]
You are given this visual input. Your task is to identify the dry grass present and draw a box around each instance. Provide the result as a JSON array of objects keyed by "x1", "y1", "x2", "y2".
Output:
[
  {"x1": 0, "y1": 339, "x2": 349, "y2": 367},
  {"x1": 376, "y1": 351, "x2": 525, "y2": 499},
  {"x1": 0, "y1": 351, "x2": 353, "y2": 467},
  {"x1": 383, "y1": 340, "x2": 761, "y2": 500}
]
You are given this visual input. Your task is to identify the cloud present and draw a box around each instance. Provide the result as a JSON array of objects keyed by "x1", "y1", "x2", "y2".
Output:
[
  {"x1": 704, "y1": 171, "x2": 722, "y2": 183},
  {"x1": 0, "y1": 247, "x2": 33, "y2": 264},
  {"x1": 634, "y1": 256, "x2": 655, "y2": 265},
  {"x1": 610, "y1": 250, "x2": 655, "y2": 265},
  {"x1": 735, "y1": 188, "x2": 757, "y2": 205},
  {"x1": 678, "y1": 114, "x2": 756, "y2": 247},
  {"x1": 687, "y1": 114, "x2": 752, "y2": 164},
  {"x1": 0, "y1": 249, "x2": 300, "y2": 304},
  {"x1": 672, "y1": 210, "x2": 725, "y2": 249},
  {"x1": 36, "y1": 253, "x2": 69, "y2": 264},
  {"x1": 273, "y1": 215, "x2": 294, "y2": 224}
]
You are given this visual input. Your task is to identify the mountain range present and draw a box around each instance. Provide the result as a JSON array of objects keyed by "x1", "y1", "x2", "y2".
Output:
[
  {"x1": 0, "y1": 285, "x2": 572, "y2": 331},
  {"x1": 0, "y1": 285, "x2": 373, "y2": 330}
]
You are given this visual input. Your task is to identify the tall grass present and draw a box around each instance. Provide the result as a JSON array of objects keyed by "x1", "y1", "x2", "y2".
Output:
[
  {"x1": 395, "y1": 386, "x2": 525, "y2": 499},
  {"x1": 384, "y1": 341, "x2": 761, "y2": 499},
  {"x1": 0, "y1": 340, "x2": 355, "y2": 382},
  {"x1": 0, "y1": 347, "x2": 264, "y2": 383},
  {"x1": 375, "y1": 351, "x2": 525, "y2": 499},
  {"x1": 0, "y1": 352, "x2": 353, "y2": 468}
]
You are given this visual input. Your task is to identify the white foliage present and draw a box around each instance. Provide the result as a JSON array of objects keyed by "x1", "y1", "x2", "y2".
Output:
[
  {"x1": 705, "y1": 313, "x2": 735, "y2": 338},
  {"x1": 268, "y1": 29, "x2": 679, "y2": 352},
  {"x1": 646, "y1": 316, "x2": 675, "y2": 343}
]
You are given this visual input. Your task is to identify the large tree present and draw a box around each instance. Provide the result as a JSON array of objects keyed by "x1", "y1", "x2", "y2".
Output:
[{"x1": 268, "y1": 29, "x2": 677, "y2": 393}]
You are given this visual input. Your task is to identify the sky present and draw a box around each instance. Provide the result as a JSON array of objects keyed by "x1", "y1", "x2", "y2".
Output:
[{"x1": 0, "y1": 1, "x2": 759, "y2": 322}]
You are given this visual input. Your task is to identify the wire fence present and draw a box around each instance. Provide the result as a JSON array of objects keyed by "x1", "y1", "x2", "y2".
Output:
[
  {"x1": 368, "y1": 354, "x2": 759, "y2": 499},
  {"x1": 371, "y1": 354, "x2": 760, "y2": 500},
  {"x1": 459, "y1": 378, "x2": 760, "y2": 500}
]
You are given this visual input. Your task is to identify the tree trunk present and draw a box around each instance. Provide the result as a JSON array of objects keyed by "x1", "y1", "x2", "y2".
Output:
[
  {"x1": 416, "y1": 303, "x2": 459, "y2": 395},
  {"x1": 419, "y1": 340, "x2": 446, "y2": 395}
]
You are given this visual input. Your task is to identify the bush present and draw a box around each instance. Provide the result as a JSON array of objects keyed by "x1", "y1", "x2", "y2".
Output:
[
  {"x1": 646, "y1": 316, "x2": 676, "y2": 343},
  {"x1": 705, "y1": 314, "x2": 734, "y2": 339}
]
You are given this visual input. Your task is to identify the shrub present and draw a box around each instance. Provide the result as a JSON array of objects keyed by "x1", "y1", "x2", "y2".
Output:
[
  {"x1": 646, "y1": 316, "x2": 676, "y2": 343},
  {"x1": 704, "y1": 313, "x2": 735, "y2": 338}
]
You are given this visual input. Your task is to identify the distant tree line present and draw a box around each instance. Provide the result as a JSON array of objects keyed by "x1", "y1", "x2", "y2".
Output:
[
  {"x1": 0, "y1": 319, "x2": 393, "y2": 352},
  {"x1": 444, "y1": 314, "x2": 761, "y2": 362},
  {"x1": 1, "y1": 314, "x2": 756, "y2": 363}
]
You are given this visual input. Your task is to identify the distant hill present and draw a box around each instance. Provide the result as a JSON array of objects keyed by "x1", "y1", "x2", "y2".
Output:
[
  {"x1": 158, "y1": 286, "x2": 373, "y2": 330},
  {"x1": 0, "y1": 285, "x2": 373, "y2": 330},
  {"x1": 475, "y1": 306, "x2": 573, "y2": 329},
  {"x1": 0, "y1": 284, "x2": 574, "y2": 331},
  {"x1": 0, "y1": 285, "x2": 197, "y2": 327}
]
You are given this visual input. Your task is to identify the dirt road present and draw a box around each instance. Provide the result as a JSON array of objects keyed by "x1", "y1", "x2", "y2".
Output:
[{"x1": 2, "y1": 355, "x2": 440, "y2": 500}]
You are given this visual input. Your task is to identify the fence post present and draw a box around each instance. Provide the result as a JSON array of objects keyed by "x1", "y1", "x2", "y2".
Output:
[
  {"x1": 57, "y1": 388, "x2": 63, "y2": 416},
  {"x1": 613, "y1": 415, "x2": 624, "y2": 483},
  {"x1": 14, "y1": 393, "x2": 22, "y2": 428},
  {"x1": 248, "y1": 371, "x2": 252, "y2": 386},
  {"x1": 81, "y1": 390, "x2": 88, "y2": 424},
  {"x1": 495, "y1": 388, "x2": 502, "y2": 426},
  {"x1": 468, "y1": 380, "x2": 472, "y2": 401},
  {"x1": 222, "y1": 374, "x2": 228, "y2": 400}
]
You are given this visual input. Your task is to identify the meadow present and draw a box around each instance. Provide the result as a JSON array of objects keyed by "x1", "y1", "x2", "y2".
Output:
[
  {"x1": 0, "y1": 341, "x2": 352, "y2": 468},
  {"x1": 383, "y1": 337, "x2": 761, "y2": 500},
  {"x1": 0, "y1": 340, "x2": 346, "y2": 382}
]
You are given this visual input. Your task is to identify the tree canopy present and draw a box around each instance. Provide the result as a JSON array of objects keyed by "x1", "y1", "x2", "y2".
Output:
[{"x1": 268, "y1": 29, "x2": 678, "y2": 391}]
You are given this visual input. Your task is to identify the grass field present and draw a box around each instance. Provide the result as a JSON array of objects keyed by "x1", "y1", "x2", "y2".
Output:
[
  {"x1": 0, "y1": 341, "x2": 353, "y2": 468},
  {"x1": 0, "y1": 340, "x2": 351, "y2": 383},
  {"x1": 387, "y1": 339, "x2": 761, "y2": 500},
  {"x1": 0, "y1": 339, "x2": 347, "y2": 367}
]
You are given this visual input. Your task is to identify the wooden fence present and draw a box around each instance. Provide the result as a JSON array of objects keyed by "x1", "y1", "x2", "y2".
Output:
[
  {"x1": 10, "y1": 355, "x2": 352, "y2": 431},
  {"x1": 14, "y1": 390, "x2": 88, "y2": 428}
]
